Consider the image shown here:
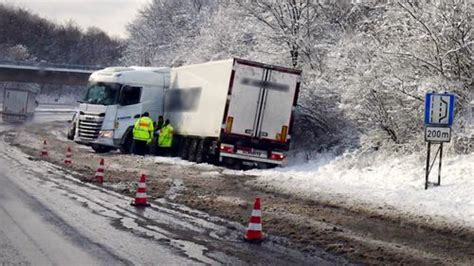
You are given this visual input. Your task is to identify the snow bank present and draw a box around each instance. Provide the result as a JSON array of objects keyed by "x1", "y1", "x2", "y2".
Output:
[
  {"x1": 247, "y1": 151, "x2": 474, "y2": 228},
  {"x1": 153, "y1": 156, "x2": 217, "y2": 170}
]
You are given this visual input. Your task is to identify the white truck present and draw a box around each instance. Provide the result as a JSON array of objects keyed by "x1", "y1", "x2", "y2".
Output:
[
  {"x1": 1, "y1": 86, "x2": 38, "y2": 121},
  {"x1": 69, "y1": 58, "x2": 301, "y2": 168},
  {"x1": 68, "y1": 66, "x2": 170, "y2": 153}
]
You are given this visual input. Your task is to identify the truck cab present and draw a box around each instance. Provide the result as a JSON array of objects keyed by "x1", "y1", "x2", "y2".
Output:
[{"x1": 69, "y1": 66, "x2": 170, "y2": 153}]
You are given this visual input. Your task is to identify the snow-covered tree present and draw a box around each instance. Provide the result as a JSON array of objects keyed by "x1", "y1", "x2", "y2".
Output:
[
  {"x1": 0, "y1": 4, "x2": 123, "y2": 66},
  {"x1": 0, "y1": 44, "x2": 30, "y2": 60},
  {"x1": 334, "y1": 1, "x2": 472, "y2": 149},
  {"x1": 122, "y1": 0, "x2": 217, "y2": 66},
  {"x1": 122, "y1": 0, "x2": 473, "y2": 154}
]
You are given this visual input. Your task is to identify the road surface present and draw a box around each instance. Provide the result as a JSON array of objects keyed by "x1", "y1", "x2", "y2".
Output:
[{"x1": 0, "y1": 110, "x2": 337, "y2": 265}]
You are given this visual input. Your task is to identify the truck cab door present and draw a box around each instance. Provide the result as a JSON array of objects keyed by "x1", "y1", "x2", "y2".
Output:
[{"x1": 114, "y1": 86, "x2": 142, "y2": 140}]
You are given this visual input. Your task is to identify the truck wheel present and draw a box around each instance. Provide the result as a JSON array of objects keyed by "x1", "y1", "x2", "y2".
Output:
[
  {"x1": 67, "y1": 124, "x2": 75, "y2": 140},
  {"x1": 195, "y1": 139, "x2": 206, "y2": 164},
  {"x1": 92, "y1": 144, "x2": 113, "y2": 153},
  {"x1": 187, "y1": 139, "x2": 198, "y2": 162},
  {"x1": 149, "y1": 136, "x2": 158, "y2": 155},
  {"x1": 178, "y1": 137, "x2": 189, "y2": 159},
  {"x1": 257, "y1": 162, "x2": 272, "y2": 169},
  {"x1": 119, "y1": 132, "x2": 133, "y2": 154},
  {"x1": 223, "y1": 157, "x2": 242, "y2": 170}
]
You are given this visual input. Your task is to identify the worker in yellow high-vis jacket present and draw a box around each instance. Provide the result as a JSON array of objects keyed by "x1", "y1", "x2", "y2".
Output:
[
  {"x1": 132, "y1": 112, "x2": 154, "y2": 155},
  {"x1": 158, "y1": 119, "x2": 174, "y2": 156}
]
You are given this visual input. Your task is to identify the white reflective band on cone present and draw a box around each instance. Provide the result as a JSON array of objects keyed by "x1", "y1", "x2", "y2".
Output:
[
  {"x1": 251, "y1": 209, "x2": 262, "y2": 217},
  {"x1": 247, "y1": 223, "x2": 262, "y2": 231},
  {"x1": 135, "y1": 193, "x2": 147, "y2": 198},
  {"x1": 138, "y1": 183, "x2": 147, "y2": 188}
]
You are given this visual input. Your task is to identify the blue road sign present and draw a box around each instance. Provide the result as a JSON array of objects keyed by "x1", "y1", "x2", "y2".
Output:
[{"x1": 424, "y1": 92, "x2": 455, "y2": 127}]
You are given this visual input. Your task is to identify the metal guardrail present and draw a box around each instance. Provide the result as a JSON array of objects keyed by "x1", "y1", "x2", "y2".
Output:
[{"x1": 0, "y1": 60, "x2": 103, "y2": 71}]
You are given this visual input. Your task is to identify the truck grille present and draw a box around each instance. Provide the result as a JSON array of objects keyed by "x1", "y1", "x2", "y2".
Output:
[{"x1": 78, "y1": 115, "x2": 103, "y2": 140}]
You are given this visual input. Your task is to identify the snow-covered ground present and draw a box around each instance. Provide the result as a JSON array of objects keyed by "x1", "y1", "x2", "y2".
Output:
[
  {"x1": 244, "y1": 150, "x2": 474, "y2": 228},
  {"x1": 115, "y1": 145, "x2": 473, "y2": 229}
]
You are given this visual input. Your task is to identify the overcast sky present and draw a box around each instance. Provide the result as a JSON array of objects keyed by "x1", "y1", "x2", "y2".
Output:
[{"x1": 3, "y1": 0, "x2": 150, "y2": 38}]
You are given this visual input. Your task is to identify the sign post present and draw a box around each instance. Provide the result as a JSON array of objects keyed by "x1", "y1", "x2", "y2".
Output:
[{"x1": 423, "y1": 92, "x2": 455, "y2": 189}]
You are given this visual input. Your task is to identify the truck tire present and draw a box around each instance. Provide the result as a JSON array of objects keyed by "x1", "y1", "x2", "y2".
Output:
[
  {"x1": 195, "y1": 139, "x2": 206, "y2": 164},
  {"x1": 257, "y1": 162, "x2": 272, "y2": 169},
  {"x1": 119, "y1": 131, "x2": 133, "y2": 154},
  {"x1": 149, "y1": 136, "x2": 158, "y2": 155},
  {"x1": 67, "y1": 124, "x2": 75, "y2": 140},
  {"x1": 223, "y1": 157, "x2": 242, "y2": 170},
  {"x1": 178, "y1": 137, "x2": 189, "y2": 159},
  {"x1": 92, "y1": 144, "x2": 113, "y2": 153},
  {"x1": 187, "y1": 138, "x2": 198, "y2": 162}
]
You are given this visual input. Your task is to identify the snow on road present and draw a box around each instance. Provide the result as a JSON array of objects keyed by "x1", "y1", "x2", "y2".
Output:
[{"x1": 246, "y1": 150, "x2": 474, "y2": 229}]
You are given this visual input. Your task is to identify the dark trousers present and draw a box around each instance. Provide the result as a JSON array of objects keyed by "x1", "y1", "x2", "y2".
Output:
[{"x1": 131, "y1": 140, "x2": 148, "y2": 156}]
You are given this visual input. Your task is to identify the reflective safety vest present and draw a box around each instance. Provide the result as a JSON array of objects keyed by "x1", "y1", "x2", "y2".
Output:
[
  {"x1": 158, "y1": 124, "x2": 173, "y2": 147},
  {"x1": 133, "y1": 116, "x2": 154, "y2": 141}
]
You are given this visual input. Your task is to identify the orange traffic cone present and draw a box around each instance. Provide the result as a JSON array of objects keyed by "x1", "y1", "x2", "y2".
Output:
[
  {"x1": 244, "y1": 197, "x2": 263, "y2": 242},
  {"x1": 131, "y1": 173, "x2": 151, "y2": 207},
  {"x1": 94, "y1": 158, "x2": 105, "y2": 184},
  {"x1": 40, "y1": 140, "x2": 48, "y2": 158},
  {"x1": 64, "y1": 146, "x2": 72, "y2": 166}
]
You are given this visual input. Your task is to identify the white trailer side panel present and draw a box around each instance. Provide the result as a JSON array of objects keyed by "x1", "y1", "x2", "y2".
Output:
[
  {"x1": 3, "y1": 89, "x2": 28, "y2": 115},
  {"x1": 166, "y1": 59, "x2": 234, "y2": 137}
]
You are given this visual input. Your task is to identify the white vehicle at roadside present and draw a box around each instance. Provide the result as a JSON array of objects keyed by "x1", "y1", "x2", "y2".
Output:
[
  {"x1": 68, "y1": 66, "x2": 169, "y2": 153},
  {"x1": 68, "y1": 58, "x2": 301, "y2": 168},
  {"x1": 1, "y1": 85, "x2": 38, "y2": 122}
]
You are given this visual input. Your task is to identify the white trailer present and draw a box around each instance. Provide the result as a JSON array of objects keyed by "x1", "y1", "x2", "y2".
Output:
[
  {"x1": 166, "y1": 58, "x2": 301, "y2": 168},
  {"x1": 1, "y1": 87, "x2": 38, "y2": 121}
]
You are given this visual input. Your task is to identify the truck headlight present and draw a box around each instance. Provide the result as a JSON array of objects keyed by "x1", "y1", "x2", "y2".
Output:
[{"x1": 99, "y1": 130, "x2": 114, "y2": 139}]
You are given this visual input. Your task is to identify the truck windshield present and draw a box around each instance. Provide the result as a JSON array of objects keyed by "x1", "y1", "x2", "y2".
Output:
[{"x1": 83, "y1": 82, "x2": 121, "y2": 105}]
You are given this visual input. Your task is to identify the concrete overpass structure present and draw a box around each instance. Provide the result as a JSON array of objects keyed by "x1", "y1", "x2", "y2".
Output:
[{"x1": 0, "y1": 60, "x2": 102, "y2": 86}]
